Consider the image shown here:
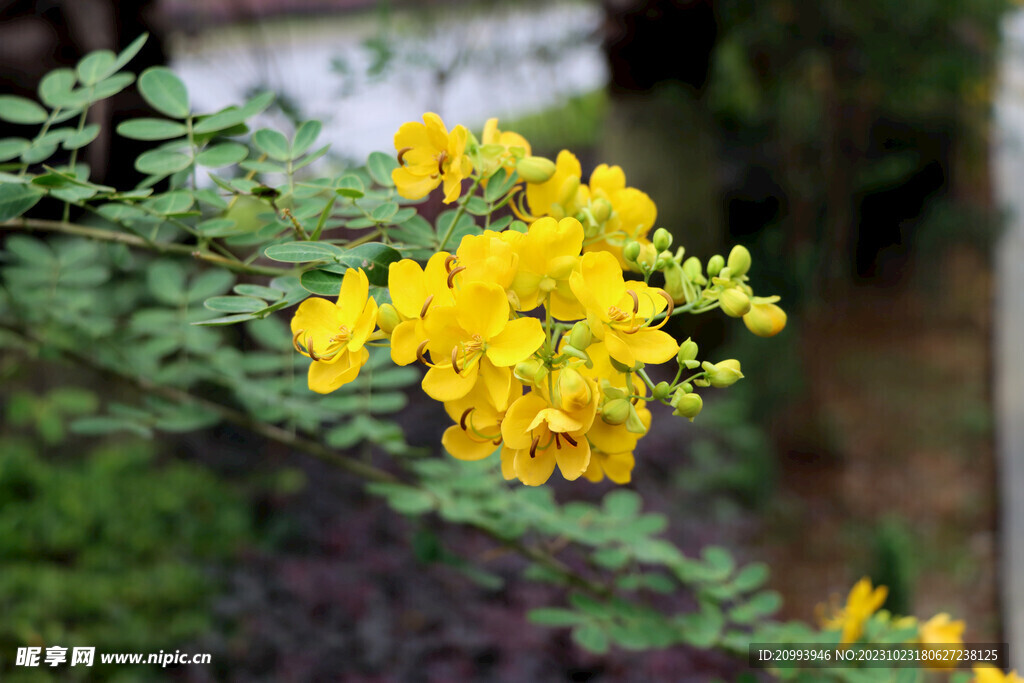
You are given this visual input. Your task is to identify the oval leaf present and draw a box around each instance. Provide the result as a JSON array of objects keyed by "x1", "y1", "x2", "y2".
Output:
[
  {"x1": 264, "y1": 241, "x2": 342, "y2": 263},
  {"x1": 0, "y1": 138, "x2": 30, "y2": 162},
  {"x1": 0, "y1": 184, "x2": 45, "y2": 221},
  {"x1": 204, "y1": 296, "x2": 266, "y2": 313},
  {"x1": 299, "y1": 268, "x2": 344, "y2": 296},
  {"x1": 62, "y1": 124, "x2": 101, "y2": 150},
  {"x1": 135, "y1": 149, "x2": 191, "y2": 176},
  {"x1": 0, "y1": 95, "x2": 48, "y2": 125},
  {"x1": 196, "y1": 142, "x2": 248, "y2": 168},
  {"x1": 138, "y1": 67, "x2": 190, "y2": 118},
  {"x1": 367, "y1": 151, "x2": 398, "y2": 187},
  {"x1": 38, "y1": 69, "x2": 78, "y2": 108},
  {"x1": 117, "y1": 118, "x2": 188, "y2": 141},
  {"x1": 253, "y1": 128, "x2": 290, "y2": 162},
  {"x1": 292, "y1": 120, "x2": 321, "y2": 157},
  {"x1": 76, "y1": 50, "x2": 116, "y2": 86}
]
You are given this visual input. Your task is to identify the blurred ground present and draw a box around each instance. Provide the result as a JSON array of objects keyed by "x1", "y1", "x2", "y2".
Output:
[{"x1": 763, "y1": 246, "x2": 998, "y2": 639}]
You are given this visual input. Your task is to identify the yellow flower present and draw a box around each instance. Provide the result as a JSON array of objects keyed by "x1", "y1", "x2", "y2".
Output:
[
  {"x1": 582, "y1": 402, "x2": 650, "y2": 484},
  {"x1": 569, "y1": 251, "x2": 678, "y2": 368},
  {"x1": 743, "y1": 299, "x2": 788, "y2": 337},
  {"x1": 392, "y1": 112, "x2": 472, "y2": 203},
  {"x1": 480, "y1": 118, "x2": 530, "y2": 177},
  {"x1": 290, "y1": 268, "x2": 378, "y2": 394},
  {"x1": 386, "y1": 253, "x2": 454, "y2": 365},
  {"x1": 452, "y1": 230, "x2": 520, "y2": 293},
  {"x1": 421, "y1": 281, "x2": 545, "y2": 405},
  {"x1": 509, "y1": 216, "x2": 584, "y2": 319},
  {"x1": 500, "y1": 385, "x2": 598, "y2": 486},
  {"x1": 441, "y1": 377, "x2": 522, "y2": 462},
  {"x1": 581, "y1": 165, "x2": 657, "y2": 269},
  {"x1": 974, "y1": 665, "x2": 1022, "y2": 683},
  {"x1": 820, "y1": 577, "x2": 888, "y2": 645},
  {"x1": 918, "y1": 612, "x2": 965, "y2": 670},
  {"x1": 524, "y1": 149, "x2": 583, "y2": 219}
]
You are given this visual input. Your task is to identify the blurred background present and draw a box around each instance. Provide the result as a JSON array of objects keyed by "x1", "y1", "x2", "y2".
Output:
[{"x1": 0, "y1": 0, "x2": 1018, "y2": 679}]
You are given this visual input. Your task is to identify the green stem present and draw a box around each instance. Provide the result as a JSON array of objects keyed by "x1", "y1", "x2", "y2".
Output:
[
  {"x1": 437, "y1": 175, "x2": 482, "y2": 251},
  {"x1": 1, "y1": 217, "x2": 292, "y2": 277},
  {"x1": 62, "y1": 108, "x2": 90, "y2": 223}
]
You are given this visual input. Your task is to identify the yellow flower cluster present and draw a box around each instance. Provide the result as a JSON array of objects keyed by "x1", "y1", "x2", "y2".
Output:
[{"x1": 290, "y1": 113, "x2": 786, "y2": 486}]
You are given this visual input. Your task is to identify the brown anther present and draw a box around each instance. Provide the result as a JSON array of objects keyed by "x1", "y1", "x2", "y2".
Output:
[
  {"x1": 446, "y1": 265, "x2": 466, "y2": 288},
  {"x1": 492, "y1": 438, "x2": 503, "y2": 446},
  {"x1": 416, "y1": 339, "x2": 430, "y2": 365},
  {"x1": 554, "y1": 433, "x2": 562, "y2": 449},
  {"x1": 419, "y1": 294, "x2": 434, "y2": 319},
  {"x1": 445, "y1": 255, "x2": 458, "y2": 273},
  {"x1": 658, "y1": 289, "x2": 674, "y2": 318},
  {"x1": 292, "y1": 329, "x2": 306, "y2": 354},
  {"x1": 397, "y1": 147, "x2": 413, "y2": 166},
  {"x1": 460, "y1": 407, "x2": 473, "y2": 431},
  {"x1": 451, "y1": 346, "x2": 461, "y2": 375},
  {"x1": 627, "y1": 289, "x2": 639, "y2": 315},
  {"x1": 562, "y1": 433, "x2": 578, "y2": 447},
  {"x1": 307, "y1": 338, "x2": 322, "y2": 361},
  {"x1": 529, "y1": 436, "x2": 540, "y2": 458},
  {"x1": 436, "y1": 150, "x2": 448, "y2": 176}
]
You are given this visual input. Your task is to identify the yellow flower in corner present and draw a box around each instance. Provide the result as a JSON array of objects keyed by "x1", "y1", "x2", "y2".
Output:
[
  {"x1": 974, "y1": 665, "x2": 1022, "y2": 683},
  {"x1": 291, "y1": 268, "x2": 378, "y2": 394},
  {"x1": 569, "y1": 251, "x2": 678, "y2": 368},
  {"x1": 386, "y1": 253, "x2": 454, "y2": 365},
  {"x1": 820, "y1": 577, "x2": 888, "y2": 645},
  {"x1": 918, "y1": 612, "x2": 965, "y2": 670},
  {"x1": 392, "y1": 112, "x2": 472, "y2": 203}
]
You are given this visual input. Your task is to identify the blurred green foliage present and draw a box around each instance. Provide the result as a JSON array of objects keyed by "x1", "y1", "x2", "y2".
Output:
[{"x1": 0, "y1": 436, "x2": 251, "y2": 679}]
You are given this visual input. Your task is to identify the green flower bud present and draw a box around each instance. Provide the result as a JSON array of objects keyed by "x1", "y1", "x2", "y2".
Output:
[
  {"x1": 601, "y1": 398, "x2": 632, "y2": 425},
  {"x1": 707, "y1": 254, "x2": 725, "y2": 277},
  {"x1": 693, "y1": 377, "x2": 711, "y2": 387},
  {"x1": 680, "y1": 381, "x2": 693, "y2": 393},
  {"x1": 637, "y1": 243, "x2": 658, "y2": 269},
  {"x1": 703, "y1": 359, "x2": 744, "y2": 388},
  {"x1": 727, "y1": 244, "x2": 752, "y2": 278},
  {"x1": 376, "y1": 303, "x2": 401, "y2": 335},
  {"x1": 653, "y1": 381, "x2": 672, "y2": 401},
  {"x1": 591, "y1": 198, "x2": 612, "y2": 224},
  {"x1": 516, "y1": 155, "x2": 557, "y2": 183},
  {"x1": 653, "y1": 227, "x2": 673, "y2": 252},
  {"x1": 622, "y1": 241, "x2": 642, "y2": 264},
  {"x1": 719, "y1": 288, "x2": 751, "y2": 318},
  {"x1": 569, "y1": 321, "x2": 593, "y2": 350},
  {"x1": 662, "y1": 260, "x2": 689, "y2": 304},
  {"x1": 682, "y1": 256, "x2": 706, "y2": 285},
  {"x1": 677, "y1": 337, "x2": 699, "y2": 363},
  {"x1": 609, "y1": 356, "x2": 633, "y2": 374},
  {"x1": 625, "y1": 404, "x2": 648, "y2": 434},
  {"x1": 655, "y1": 256, "x2": 671, "y2": 271},
  {"x1": 515, "y1": 358, "x2": 547, "y2": 386},
  {"x1": 671, "y1": 391, "x2": 703, "y2": 421}
]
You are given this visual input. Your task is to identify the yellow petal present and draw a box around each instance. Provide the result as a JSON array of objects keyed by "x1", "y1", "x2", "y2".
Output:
[
  {"x1": 422, "y1": 112, "x2": 450, "y2": 149},
  {"x1": 348, "y1": 297, "x2": 378, "y2": 351},
  {"x1": 604, "y1": 332, "x2": 636, "y2": 368},
  {"x1": 601, "y1": 451, "x2": 635, "y2": 484},
  {"x1": 388, "y1": 259, "x2": 428, "y2": 319},
  {"x1": 486, "y1": 317, "x2": 545, "y2": 367},
  {"x1": 392, "y1": 166, "x2": 440, "y2": 200},
  {"x1": 589, "y1": 164, "x2": 625, "y2": 196},
  {"x1": 291, "y1": 296, "x2": 342, "y2": 341},
  {"x1": 627, "y1": 328, "x2": 680, "y2": 364},
  {"x1": 335, "y1": 268, "x2": 369, "y2": 323},
  {"x1": 554, "y1": 436, "x2": 590, "y2": 481},
  {"x1": 575, "y1": 251, "x2": 624, "y2": 313},
  {"x1": 514, "y1": 447, "x2": 556, "y2": 486},
  {"x1": 442, "y1": 425, "x2": 499, "y2": 461},
  {"x1": 422, "y1": 363, "x2": 478, "y2": 402},
  {"x1": 527, "y1": 407, "x2": 582, "y2": 434},
  {"x1": 501, "y1": 393, "x2": 547, "y2": 448},
  {"x1": 389, "y1": 319, "x2": 422, "y2": 366},
  {"x1": 500, "y1": 446, "x2": 517, "y2": 480},
  {"x1": 479, "y1": 359, "x2": 514, "y2": 412},
  {"x1": 583, "y1": 457, "x2": 605, "y2": 483},
  {"x1": 307, "y1": 348, "x2": 366, "y2": 394},
  {"x1": 454, "y1": 281, "x2": 509, "y2": 339}
]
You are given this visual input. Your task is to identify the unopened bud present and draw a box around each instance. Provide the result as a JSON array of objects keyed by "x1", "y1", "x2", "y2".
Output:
[
  {"x1": 671, "y1": 391, "x2": 703, "y2": 421},
  {"x1": 377, "y1": 303, "x2": 400, "y2": 335},
  {"x1": 569, "y1": 321, "x2": 593, "y2": 349},
  {"x1": 625, "y1": 404, "x2": 648, "y2": 434},
  {"x1": 653, "y1": 381, "x2": 671, "y2": 401},
  {"x1": 558, "y1": 368, "x2": 593, "y2": 411},
  {"x1": 601, "y1": 398, "x2": 631, "y2": 425},
  {"x1": 622, "y1": 240, "x2": 642, "y2": 264},
  {"x1": 515, "y1": 358, "x2": 547, "y2": 386},
  {"x1": 663, "y1": 260, "x2": 689, "y2": 303},
  {"x1": 653, "y1": 227, "x2": 673, "y2": 252},
  {"x1": 744, "y1": 301, "x2": 788, "y2": 337},
  {"x1": 516, "y1": 155, "x2": 557, "y2": 183},
  {"x1": 636, "y1": 242, "x2": 658, "y2": 269},
  {"x1": 677, "y1": 337, "x2": 699, "y2": 363},
  {"x1": 591, "y1": 198, "x2": 612, "y2": 224},
  {"x1": 707, "y1": 254, "x2": 725, "y2": 277},
  {"x1": 558, "y1": 175, "x2": 581, "y2": 208},
  {"x1": 727, "y1": 244, "x2": 752, "y2": 278},
  {"x1": 655, "y1": 256, "x2": 671, "y2": 271},
  {"x1": 719, "y1": 288, "x2": 751, "y2": 318},
  {"x1": 682, "y1": 256, "x2": 705, "y2": 284},
  {"x1": 703, "y1": 359, "x2": 744, "y2": 388}
]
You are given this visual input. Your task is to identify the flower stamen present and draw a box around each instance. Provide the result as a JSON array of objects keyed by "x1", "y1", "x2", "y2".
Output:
[
  {"x1": 396, "y1": 146, "x2": 413, "y2": 166},
  {"x1": 447, "y1": 265, "x2": 466, "y2": 288},
  {"x1": 419, "y1": 294, "x2": 434, "y2": 318},
  {"x1": 529, "y1": 436, "x2": 540, "y2": 458},
  {"x1": 416, "y1": 339, "x2": 430, "y2": 365}
]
